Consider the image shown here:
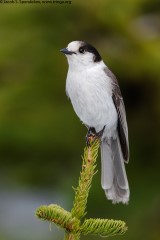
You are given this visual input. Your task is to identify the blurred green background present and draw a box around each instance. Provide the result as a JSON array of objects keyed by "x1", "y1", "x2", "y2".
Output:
[{"x1": 0, "y1": 1, "x2": 160, "y2": 240}]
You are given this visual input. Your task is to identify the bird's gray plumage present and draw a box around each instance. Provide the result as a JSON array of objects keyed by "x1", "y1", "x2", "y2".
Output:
[
  {"x1": 101, "y1": 138, "x2": 129, "y2": 204},
  {"x1": 100, "y1": 67, "x2": 129, "y2": 204},
  {"x1": 105, "y1": 67, "x2": 129, "y2": 162}
]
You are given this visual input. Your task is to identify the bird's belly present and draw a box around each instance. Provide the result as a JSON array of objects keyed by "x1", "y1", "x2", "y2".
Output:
[
  {"x1": 74, "y1": 96, "x2": 117, "y2": 136},
  {"x1": 66, "y1": 72, "x2": 118, "y2": 137}
]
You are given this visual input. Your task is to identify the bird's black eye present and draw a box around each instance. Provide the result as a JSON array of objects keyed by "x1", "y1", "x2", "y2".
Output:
[{"x1": 79, "y1": 47, "x2": 85, "y2": 54}]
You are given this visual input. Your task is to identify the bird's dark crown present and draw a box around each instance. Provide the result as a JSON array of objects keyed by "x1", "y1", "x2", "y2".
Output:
[{"x1": 80, "y1": 41, "x2": 102, "y2": 62}]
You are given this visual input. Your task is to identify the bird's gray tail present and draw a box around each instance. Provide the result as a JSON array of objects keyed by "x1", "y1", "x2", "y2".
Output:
[{"x1": 100, "y1": 137, "x2": 129, "y2": 204}]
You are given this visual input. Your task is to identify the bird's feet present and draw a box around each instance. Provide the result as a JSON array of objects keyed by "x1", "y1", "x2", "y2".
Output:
[
  {"x1": 86, "y1": 127, "x2": 96, "y2": 146},
  {"x1": 86, "y1": 126, "x2": 105, "y2": 147}
]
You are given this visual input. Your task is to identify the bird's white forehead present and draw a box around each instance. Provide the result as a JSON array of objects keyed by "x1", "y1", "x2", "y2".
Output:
[{"x1": 67, "y1": 41, "x2": 82, "y2": 51}]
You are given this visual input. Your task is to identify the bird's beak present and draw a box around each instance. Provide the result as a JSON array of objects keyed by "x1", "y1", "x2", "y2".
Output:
[{"x1": 60, "y1": 48, "x2": 75, "y2": 55}]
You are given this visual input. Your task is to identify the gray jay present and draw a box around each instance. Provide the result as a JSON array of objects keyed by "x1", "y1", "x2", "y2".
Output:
[{"x1": 60, "y1": 41, "x2": 129, "y2": 204}]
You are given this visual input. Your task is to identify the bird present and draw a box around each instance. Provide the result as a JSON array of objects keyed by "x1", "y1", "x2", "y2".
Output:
[{"x1": 60, "y1": 41, "x2": 129, "y2": 204}]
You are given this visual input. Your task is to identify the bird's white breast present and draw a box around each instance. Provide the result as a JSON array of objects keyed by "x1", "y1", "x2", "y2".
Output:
[{"x1": 66, "y1": 62, "x2": 118, "y2": 138}]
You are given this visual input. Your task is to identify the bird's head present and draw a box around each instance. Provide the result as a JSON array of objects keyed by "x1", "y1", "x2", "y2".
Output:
[{"x1": 60, "y1": 41, "x2": 102, "y2": 69}]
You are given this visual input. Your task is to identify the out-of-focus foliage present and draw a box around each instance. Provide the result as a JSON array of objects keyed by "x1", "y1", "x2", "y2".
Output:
[{"x1": 0, "y1": 1, "x2": 160, "y2": 240}]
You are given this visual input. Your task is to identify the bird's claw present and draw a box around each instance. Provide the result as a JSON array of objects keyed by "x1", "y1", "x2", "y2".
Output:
[
  {"x1": 86, "y1": 126, "x2": 105, "y2": 147},
  {"x1": 86, "y1": 128, "x2": 96, "y2": 147}
]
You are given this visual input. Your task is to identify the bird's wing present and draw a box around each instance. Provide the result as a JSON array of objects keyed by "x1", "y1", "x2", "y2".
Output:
[{"x1": 104, "y1": 67, "x2": 129, "y2": 162}]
